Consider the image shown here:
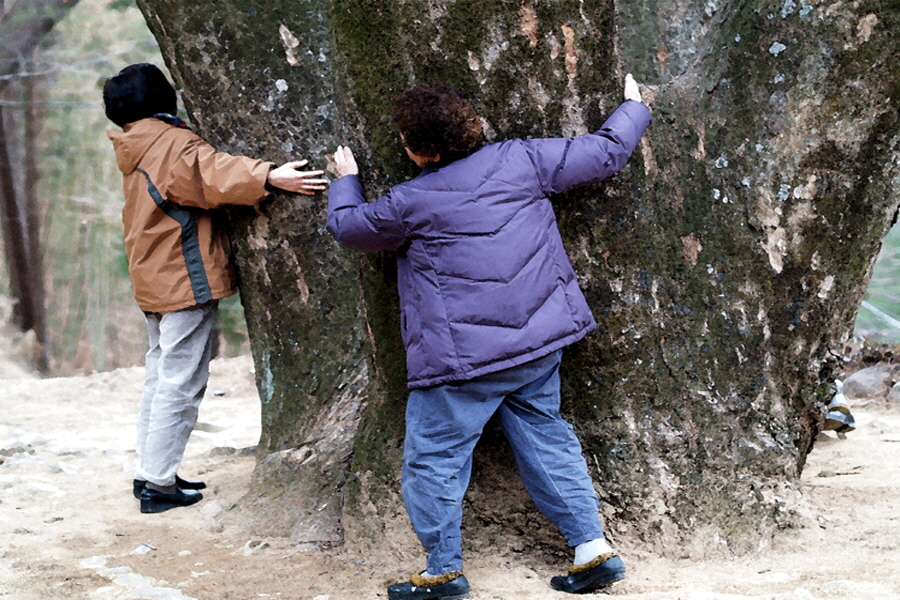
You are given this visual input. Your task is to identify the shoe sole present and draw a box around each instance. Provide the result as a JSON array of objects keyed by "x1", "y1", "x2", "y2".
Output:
[
  {"x1": 550, "y1": 573, "x2": 624, "y2": 594},
  {"x1": 134, "y1": 477, "x2": 206, "y2": 499},
  {"x1": 140, "y1": 493, "x2": 202, "y2": 513},
  {"x1": 549, "y1": 555, "x2": 626, "y2": 593},
  {"x1": 387, "y1": 576, "x2": 470, "y2": 600}
]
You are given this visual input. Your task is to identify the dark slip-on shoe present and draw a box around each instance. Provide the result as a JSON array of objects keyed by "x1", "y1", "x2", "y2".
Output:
[
  {"x1": 387, "y1": 570, "x2": 469, "y2": 600},
  {"x1": 549, "y1": 552, "x2": 626, "y2": 593},
  {"x1": 139, "y1": 487, "x2": 202, "y2": 514},
  {"x1": 133, "y1": 475, "x2": 206, "y2": 499}
]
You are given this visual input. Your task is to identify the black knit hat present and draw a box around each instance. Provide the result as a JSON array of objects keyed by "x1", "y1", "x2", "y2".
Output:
[{"x1": 103, "y1": 63, "x2": 177, "y2": 127}]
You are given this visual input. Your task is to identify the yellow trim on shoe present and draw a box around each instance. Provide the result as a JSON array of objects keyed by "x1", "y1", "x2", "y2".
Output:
[
  {"x1": 410, "y1": 570, "x2": 464, "y2": 587},
  {"x1": 567, "y1": 552, "x2": 618, "y2": 575}
]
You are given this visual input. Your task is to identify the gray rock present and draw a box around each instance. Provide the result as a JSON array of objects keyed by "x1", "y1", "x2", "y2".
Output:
[
  {"x1": 0, "y1": 442, "x2": 32, "y2": 457},
  {"x1": 888, "y1": 381, "x2": 900, "y2": 403},
  {"x1": 112, "y1": 571, "x2": 150, "y2": 587},
  {"x1": 98, "y1": 566, "x2": 134, "y2": 578},
  {"x1": 129, "y1": 586, "x2": 196, "y2": 599},
  {"x1": 842, "y1": 364, "x2": 898, "y2": 399},
  {"x1": 79, "y1": 555, "x2": 108, "y2": 570},
  {"x1": 130, "y1": 543, "x2": 156, "y2": 555},
  {"x1": 236, "y1": 540, "x2": 269, "y2": 556}
]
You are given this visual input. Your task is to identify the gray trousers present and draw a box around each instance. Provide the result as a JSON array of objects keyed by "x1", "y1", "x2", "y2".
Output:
[{"x1": 135, "y1": 302, "x2": 217, "y2": 487}]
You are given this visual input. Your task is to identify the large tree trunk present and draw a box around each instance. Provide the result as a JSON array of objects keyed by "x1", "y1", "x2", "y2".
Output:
[{"x1": 135, "y1": 0, "x2": 900, "y2": 556}]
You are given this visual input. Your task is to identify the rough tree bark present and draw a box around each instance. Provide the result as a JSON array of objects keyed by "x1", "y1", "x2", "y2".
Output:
[{"x1": 135, "y1": 0, "x2": 900, "y2": 557}]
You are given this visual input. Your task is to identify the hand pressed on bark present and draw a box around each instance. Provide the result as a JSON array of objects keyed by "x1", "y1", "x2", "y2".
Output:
[
  {"x1": 331, "y1": 145, "x2": 359, "y2": 178},
  {"x1": 267, "y1": 160, "x2": 328, "y2": 194},
  {"x1": 624, "y1": 73, "x2": 643, "y2": 103}
]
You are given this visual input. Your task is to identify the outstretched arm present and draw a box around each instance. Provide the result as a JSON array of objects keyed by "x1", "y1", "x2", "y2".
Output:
[
  {"x1": 161, "y1": 130, "x2": 329, "y2": 208},
  {"x1": 267, "y1": 160, "x2": 329, "y2": 195},
  {"x1": 525, "y1": 73, "x2": 652, "y2": 195},
  {"x1": 325, "y1": 145, "x2": 406, "y2": 251}
]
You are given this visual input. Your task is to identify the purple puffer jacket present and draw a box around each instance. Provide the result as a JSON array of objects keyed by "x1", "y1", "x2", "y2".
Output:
[{"x1": 328, "y1": 99, "x2": 651, "y2": 389}]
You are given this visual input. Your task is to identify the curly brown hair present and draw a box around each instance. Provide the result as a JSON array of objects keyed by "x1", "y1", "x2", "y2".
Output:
[{"x1": 392, "y1": 82, "x2": 484, "y2": 165}]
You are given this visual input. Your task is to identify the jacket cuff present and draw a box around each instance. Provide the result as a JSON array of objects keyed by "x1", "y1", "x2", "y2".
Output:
[{"x1": 328, "y1": 174, "x2": 366, "y2": 212}]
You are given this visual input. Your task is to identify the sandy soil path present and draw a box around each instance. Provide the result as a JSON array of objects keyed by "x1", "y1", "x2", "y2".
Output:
[{"x1": 1, "y1": 353, "x2": 899, "y2": 600}]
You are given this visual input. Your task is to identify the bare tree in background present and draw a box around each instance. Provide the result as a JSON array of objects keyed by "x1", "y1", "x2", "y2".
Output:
[{"x1": 0, "y1": 0, "x2": 81, "y2": 372}]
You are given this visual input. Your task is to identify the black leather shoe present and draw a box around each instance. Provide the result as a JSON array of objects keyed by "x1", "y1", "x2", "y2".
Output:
[
  {"x1": 387, "y1": 571, "x2": 469, "y2": 600},
  {"x1": 140, "y1": 487, "x2": 203, "y2": 513},
  {"x1": 133, "y1": 475, "x2": 206, "y2": 499},
  {"x1": 549, "y1": 553, "x2": 625, "y2": 593}
]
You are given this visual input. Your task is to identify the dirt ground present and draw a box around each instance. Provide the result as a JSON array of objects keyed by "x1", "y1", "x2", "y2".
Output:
[{"x1": 2, "y1": 326, "x2": 900, "y2": 600}]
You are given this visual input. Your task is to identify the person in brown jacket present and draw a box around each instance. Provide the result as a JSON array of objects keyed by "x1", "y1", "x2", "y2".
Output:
[{"x1": 103, "y1": 63, "x2": 327, "y2": 513}]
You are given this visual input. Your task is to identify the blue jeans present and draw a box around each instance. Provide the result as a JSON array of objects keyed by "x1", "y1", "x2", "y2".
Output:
[{"x1": 402, "y1": 350, "x2": 604, "y2": 574}]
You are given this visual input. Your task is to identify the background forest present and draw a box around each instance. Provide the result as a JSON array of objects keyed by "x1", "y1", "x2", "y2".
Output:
[
  {"x1": 1, "y1": 0, "x2": 899, "y2": 376},
  {"x1": 0, "y1": 0, "x2": 250, "y2": 375}
]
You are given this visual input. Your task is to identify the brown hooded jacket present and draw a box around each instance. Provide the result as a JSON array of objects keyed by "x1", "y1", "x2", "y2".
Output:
[{"x1": 108, "y1": 118, "x2": 274, "y2": 313}]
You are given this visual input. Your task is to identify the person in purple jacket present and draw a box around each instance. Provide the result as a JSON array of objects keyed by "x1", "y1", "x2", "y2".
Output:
[{"x1": 327, "y1": 75, "x2": 651, "y2": 600}]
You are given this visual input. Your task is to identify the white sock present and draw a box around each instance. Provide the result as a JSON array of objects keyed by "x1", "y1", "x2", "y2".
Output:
[{"x1": 574, "y1": 538, "x2": 614, "y2": 565}]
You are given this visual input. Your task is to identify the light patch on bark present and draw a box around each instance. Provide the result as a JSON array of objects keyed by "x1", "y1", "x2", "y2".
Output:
[
  {"x1": 548, "y1": 32, "x2": 561, "y2": 60},
  {"x1": 561, "y1": 94, "x2": 586, "y2": 136},
  {"x1": 691, "y1": 123, "x2": 706, "y2": 160},
  {"x1": 817, "y1": 274, "x2": 835, "y2": 299},
  {"x1": 296, "y1": 270, "x2": 310, "y2": 305},
  {"x1": 759, "y1": 307, "x2": 772, "y2": 342},
  {"x1": 647, "y1": 455, "x2": 680, "y2": 493},
  {"x1": 246, "y1": 217, "x2": 273, "y2": 286},
  {"x1": 480, "y1": 116, "x2": 497, "y2": 143},
  {"x1": 562, "y1": 24, "x2": 578, "y2": 79},
  {"x1": 279, "y1": 24, "x2": 302, "y2": 66},
  {"x1": 755, "y1": 189, "x2": 788, "y2": 273},
  {"x1": 427, "y1": 0, "x2": 447, "y2": 20},
  {"x1": 652, "y1": 277, "x2": 662, "y2": 312},
  {"x1": 857, "y1": 13, "x2": 879, "y2": 43},
  {"x1": 761, "y1": 227, "x2": 788, "y2": 273},
  {"x1": 775, "y1": 55, "x2": 885, "y2": 164},
  {"x1": 277, "y1": 243, "x2": 310, "y2": 305},
  {"x1": 526, "y1": 77, "x2": 551, "y2": 116},
  {"x1": 467, "y1": 50, "x2": 481, "y2": 71},
  {"x1": 788, "y1": 193, "x2": 816, "y2": 219},
  {"x1": 257, "y1": 354, "x2": 275, "y2": 404},
  {"x1": 656, "y1": 44, "x2": 669, "y2": 68},
  {"x1": 787, "y1": 199, "x2": 816, "y2": 246},
  {"x1": 810, "y1": 250, "x2": 822, "y2": 271},
  {"x1": 519, "y1": 0, "x2": 540, "y2": 47},
  {"x1": 640, "y1": 137, "x2": 658, "y2": 179},
  {"x1": 247, "y1": 214, "x2": 270, "y2": 251},
  {"x1": 474, "y1": 27, "x2": 509, "y2": 73},
  {"x1": 681, "y1": 233, "x2": 703, "y2": 266},
  {"x1": 792, "y1": 173, "x2": 818, "y2": 200},
  {"x1": 557, "y1": 25, "x2": 586, "y2": 136}
]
